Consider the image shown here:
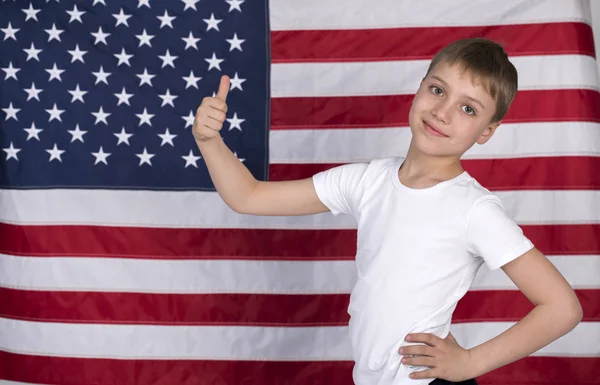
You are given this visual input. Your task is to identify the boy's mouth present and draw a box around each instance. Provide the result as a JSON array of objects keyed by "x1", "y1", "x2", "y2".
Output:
[{"x1": 422, "y1": 119, "x2": 449, "y2": 138}]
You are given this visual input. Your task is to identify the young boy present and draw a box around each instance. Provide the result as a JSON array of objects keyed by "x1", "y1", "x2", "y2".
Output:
[{"x1": 192, "y1": 38, "x2": 583, "y2": 385}]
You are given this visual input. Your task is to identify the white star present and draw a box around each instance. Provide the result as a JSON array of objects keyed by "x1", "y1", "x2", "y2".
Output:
[
  {"x1": 24, "y1": 122, "x2": 43, "y2": 141},
  {"x1": 114, "y1": 127, "x2": 133, "y2": 145},
  {"x1": 92, "y1": 66, "x2": 111, "y2": 85},
  {"x1": 3, "y1": 142, "x2": 20, "y2": 161},
  {"x1": 46, "y1": 103, "x2": 65, "y2": 122},
  {"x1": 158, "y1": 89, "x2": 178, "y2": 107},
  {"x1": 23, "y1": 42, "x2": 42, "y2": 61},
  {"x1": 182, "y1": 0, "x2": 200, "y2": 11},
  {"x1": 68, "y1": 84, "x2": 87, "y2": 103},
  {"x1": 66, "y1": 5, "x2": 85, "y2": 23},
  {"x1": 91, "y1": 146, "x2": 111, "y2": 165},
  {"x1": 114, "y1": 87, "x2": 133, "y2": 106},
  {"x1": 93, "y1": 0, "x2": 106, "y2": 5},
  {"x1": 182, "y1": 110, "x2": 195, "y2": 128},
  {"x1": 24, "y1": 82, "x2": 43, "y2": 101},
  {"x1": 182, "y1": 70, "x2": 202, "y2": 89},
  {"x1": 158, "y1": 49, "x2": 177, "y2": 68},
  {"x1": 68, "y1": 44, "x2": 87, "y2": 63},
  {"x1": 230, "y1": 72, "x2": 246, "y2": 91},
  {"x1": 1, "y1": 22, "x2": 19, "y2": 41},
  {"x1": 46, "y1": 63, "x2": 65, "y2": 82},
  {"x1": 45, "y1": 23, "x2": 63, "y2": 42},
  {"x1": 68, "y1": 124, "x2": 87, "y2": 142},
  {"x1": 91, "y1": 26, "x2": 110, "y2": 45},
  {"x1": 136, "y1": 147, "x2": 155, "y2": 166},
  {"x1": 157, "y1": 10, "x2": 176, "y2": 29},
  {"x1": 136, "y1": 29, "x2": 154, "y2": 47},
  {"x1": 226, "y1": 33, "x2": 245, "y2": 52},
  {"x1": 182, "y1": 149, "x2": 201, "y2": 168},
  {"x1": 114, "y1": 48, "x2": 133, "y2": 66},
  {"x1": 205, "y1": 52, "x2": 224, "y2": 71},
  {"x1": 112, "y1": 8, "x2": 132, "y2": 27},
  {"x1": 137, "y1": 68, "x2": 155, "y2": 86},
  {"x1": 182, "y1": 31, "x2": 200, "y2": 50},
  {"x1": 225, "y1": 0, "x2": 244, "y2": 12},
  {"x1": 158, "y1": 128, "x2": 177, "y2": 146},
  {"x1": 46, "y1": 144, "x2": 65, "y2": 162},
  {"x1": 92, "y1": 106, "x2": 111, "y2": 125},
  {"x1": 138, "y1": 0, "x2": 151, "y2": 8},
  {"x1": 227, "y1": 112, "x2": 245, "y2": 131},
  {"x1": 136, "y1": 108, "x2": 154, "y2": 126},
  {"x1": 2, "y1": 102, "x2": 20, "y2": 121},
  {"x1": 203, "y1": 13, "x2": 222, "y2": 31},
  {"x1": 2, "y1": 62, "x2": 20, "y2": 81},
  {"x1": 22, "y1": 3, "x2": 41, "y2": 22},
  {"x1": 234, "y1": 151, "x2": 245, "y2": 163}
]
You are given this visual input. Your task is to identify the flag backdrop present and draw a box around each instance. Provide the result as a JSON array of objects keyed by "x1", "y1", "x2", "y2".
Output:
[{"x1": 0, "y1": 0, "x2": 599, "y2": 384}]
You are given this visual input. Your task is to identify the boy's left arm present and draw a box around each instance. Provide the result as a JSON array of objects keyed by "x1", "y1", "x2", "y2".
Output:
[{"x1": 399, "y1": 247, "x2": 583, "y2": 381}]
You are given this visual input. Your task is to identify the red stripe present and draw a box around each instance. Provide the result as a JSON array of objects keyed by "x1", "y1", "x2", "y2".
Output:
[
  {"x1": 270, "y1": 89, "x2": 600, "y2": 129},
  {"x1": 0, "y1": 223, "x2": 598, "y2": 258},
  {"x1": 271, "y1": 22, "x2": 595, "y2": 62},
  {"x1": 0, "y1": 351, "x2": 597, "y2": 385},
  {"x1": 0, "y1": 288, "x2": 596, "y2": 325},
  {"x1": 270, "y1": 157, "x2": 600, "y2": 190}
]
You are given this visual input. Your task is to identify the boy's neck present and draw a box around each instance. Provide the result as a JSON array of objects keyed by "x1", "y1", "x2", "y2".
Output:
[{"x1": 398, "y1": 144, "x2": 464, "y2": 189}]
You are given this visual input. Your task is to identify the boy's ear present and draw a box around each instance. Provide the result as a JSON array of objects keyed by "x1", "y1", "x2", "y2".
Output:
[{"x1": 476, "y1": 121, "x2": 501, "y2": 145}]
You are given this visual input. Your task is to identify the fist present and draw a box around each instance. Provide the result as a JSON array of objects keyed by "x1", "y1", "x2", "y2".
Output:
[{"x1": 193, "y1": 75, "x2": 230, "y2": 142}]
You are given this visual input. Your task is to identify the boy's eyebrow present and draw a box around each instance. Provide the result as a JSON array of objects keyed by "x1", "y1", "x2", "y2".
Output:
[{"x1": 429, "y1": 75, "x2": 486, "y2": 110}]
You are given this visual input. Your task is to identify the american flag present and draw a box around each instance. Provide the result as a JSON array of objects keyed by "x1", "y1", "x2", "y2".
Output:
[{"x1": 0, "y1": 0, "x2": 598, "y2": 384}]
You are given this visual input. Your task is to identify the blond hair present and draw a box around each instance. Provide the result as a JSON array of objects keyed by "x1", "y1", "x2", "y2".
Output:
[{"x1": 426, "y1": 38, "x2": 518, "y2": 122}]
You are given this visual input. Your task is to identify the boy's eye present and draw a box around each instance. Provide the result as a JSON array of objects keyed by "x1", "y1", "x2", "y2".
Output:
[
  {"x1": 462, "y1": 105, "x2": 476, "y2": 115},
  {"x1": 429, "y1": 86, "x2": 443, "y2": 95}
]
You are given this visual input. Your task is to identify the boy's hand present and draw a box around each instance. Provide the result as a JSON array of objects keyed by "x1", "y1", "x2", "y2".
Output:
[
  {"x1": 399, "y1": 332, "x2": 477, "y2": 381},
  {"x1": 193, "y1": 75, "x2": 230, "y2": 142}
]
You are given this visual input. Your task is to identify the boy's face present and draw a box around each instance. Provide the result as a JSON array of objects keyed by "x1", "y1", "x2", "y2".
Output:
[{"x1": 408, "y1": 61, "x2": 500, "y2": 158}]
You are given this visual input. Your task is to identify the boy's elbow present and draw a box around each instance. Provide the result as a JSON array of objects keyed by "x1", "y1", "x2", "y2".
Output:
[{"x1": 560, "y1": 296, "x2": 583, "y2": 329}]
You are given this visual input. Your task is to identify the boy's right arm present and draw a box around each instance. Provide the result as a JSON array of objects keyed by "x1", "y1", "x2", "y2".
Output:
[{"x1": 193, "y1": 75, "x2": 329, "y2": 216}]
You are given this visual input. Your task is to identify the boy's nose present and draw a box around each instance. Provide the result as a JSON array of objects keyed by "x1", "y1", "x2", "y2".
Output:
[{"x1": 431, "y1": 101, "x2": 452, "y2": 124}]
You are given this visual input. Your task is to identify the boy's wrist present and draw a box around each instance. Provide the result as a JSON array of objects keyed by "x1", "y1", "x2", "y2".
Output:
[{"x1": 465, "y1": 347, "x2": 488, "y2": 379}]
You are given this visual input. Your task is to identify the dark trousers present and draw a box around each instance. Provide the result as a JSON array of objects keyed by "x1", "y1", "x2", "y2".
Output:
[{"x1": 430, "y1": 378, "x2": 478, "y2": 385}]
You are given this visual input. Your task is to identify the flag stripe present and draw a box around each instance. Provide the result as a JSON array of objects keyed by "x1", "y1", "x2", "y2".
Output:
[
  {"x1": 270, "y1": 89, "x2": 600, "y2": 130},
  {"x1": 0, "y1": 254, "x2": 596, "y2": 294},
  {"x1": 1, "y1": 190, "x2": 599, "y2": 227},
  {"x1": 271, "y1": 22, "x2": 595, "y2": 63},
  {"x1": 0, "y1": 223, "x2": 598, "y2": 259},
  {"x1": 1, "y1": 352, "x2": 598, "y2": 385},
  {"x1": 269, "y1": 0, "x2": 593, "y2": 30},
  {"x1": 269, "y1": 122, "x2": 600, "y2": 163},
  {"x1": 270, "y1": 55, "x2": 599, "y2": 98},
  {"x1": 270, "y1": 157, "x2": 600, "y2": 191},
  {"x1": 0, "y1": 318, "x2": 598, "y2": 359},
  {"x1": 0, "y1": 288, "x2": 596, "y2": 326}
]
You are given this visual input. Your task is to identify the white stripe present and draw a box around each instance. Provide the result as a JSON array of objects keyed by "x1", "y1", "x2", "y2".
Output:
[
  {"x1": 0, "y1": 318, "x2": 597, "y2": 359},
  {"x1": 271, "y1": 55, "x2": 600, "y2": 97},
  {"x1": 0, "y1": 254, "x2": 596, "y2": 294},
  {"x1": 270, "y1": 122, "x2": 600, "y2": 163},
  {"x1": 454, "y1": 321, "x2": 600, "y2": 357},
  {"x1": 270, "y1": 0, "x2": 591, "y2": 30},
  {"x1": 0, "y1": 190, "x2": 598, "y2": 227}
]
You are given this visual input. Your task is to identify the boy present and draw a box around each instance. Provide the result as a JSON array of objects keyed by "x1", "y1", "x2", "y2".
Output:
[{"x1": 192, "y1": 38, "x2": 583, "y2": 385}]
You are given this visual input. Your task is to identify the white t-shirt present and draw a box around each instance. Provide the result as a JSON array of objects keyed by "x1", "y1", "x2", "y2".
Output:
[{"x1": 312, "y1": 156, "x2": 534, "y2": 385}]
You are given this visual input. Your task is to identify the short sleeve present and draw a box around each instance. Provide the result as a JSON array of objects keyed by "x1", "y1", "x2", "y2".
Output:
[
  {"x1": 312, "y1": 162, "x2": 368, "y2": 217},
  {"x1": 466, "y1": 196, "x2": 534, "y2": 270}
]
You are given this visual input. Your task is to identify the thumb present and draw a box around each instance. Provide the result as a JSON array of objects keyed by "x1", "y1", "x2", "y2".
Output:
[{"x1": 216, "y1": 75, "x2": 230, "y2": 101}]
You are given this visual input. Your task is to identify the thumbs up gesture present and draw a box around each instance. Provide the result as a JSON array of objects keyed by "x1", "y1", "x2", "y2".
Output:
[{"x1": 193, "y1": 75, "x2": 230, "y2": 142}]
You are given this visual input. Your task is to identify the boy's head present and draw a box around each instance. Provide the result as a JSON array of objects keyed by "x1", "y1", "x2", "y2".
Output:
[{"x1": 408, "y1": 38, "x2": 518, "y2": 158}]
